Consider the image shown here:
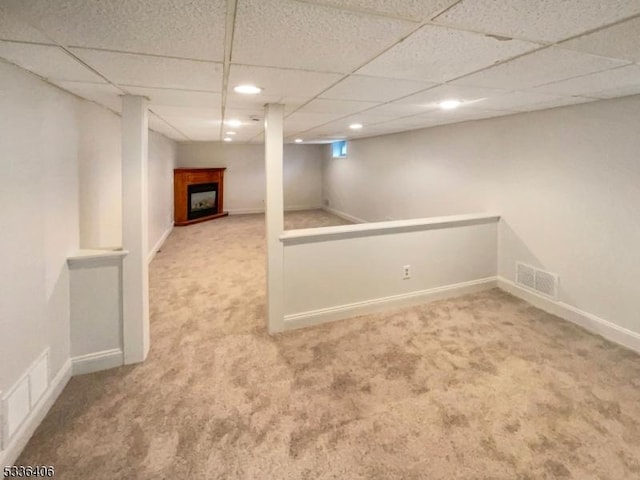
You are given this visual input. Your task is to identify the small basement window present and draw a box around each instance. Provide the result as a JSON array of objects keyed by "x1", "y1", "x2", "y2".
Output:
[{"x1": 332, "y1": 140, "x2": 347, "y2": 158}]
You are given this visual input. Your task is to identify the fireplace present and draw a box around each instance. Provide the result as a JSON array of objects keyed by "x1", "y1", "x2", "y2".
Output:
[
  {"x1": 174, "y1": 168, "x2": 227, "y2": 226},
  {"x1": 188, "y1": 183, "x2": 218, "y2": 220}
]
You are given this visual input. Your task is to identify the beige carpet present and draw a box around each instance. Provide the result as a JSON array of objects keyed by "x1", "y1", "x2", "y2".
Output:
[{"x1": 17, "y1": 210, "x2": 640, "y2": 479}]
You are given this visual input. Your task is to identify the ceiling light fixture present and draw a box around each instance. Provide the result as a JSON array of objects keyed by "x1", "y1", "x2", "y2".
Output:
[
  {"x1": 349, "y1": 123, "x2": 363, "y2": 130},
  {"x1": 223, "y1": 137, "x2": 232, "y2": 142},
  {"x1": 233, "y1": 84, "x2": 262, "y2": 95},
  {"x1": 225, "y1": 119, "x2": 242, "y2": 127},
  {"x1": 226, "y1": 131, "x2": 237, "y2": 135},
  {"x1": 294, "y1": 138, "x2": 303, "y2": 143},
  {"x1": 439, "y1": 99, "x2": 462, "y2": 110}
]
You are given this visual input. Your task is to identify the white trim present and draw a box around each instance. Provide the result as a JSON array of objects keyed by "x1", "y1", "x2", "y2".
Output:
[
  {"x1": 497, "y1": 277, "x2": 640, "y2": 354},
  {"x1": 67, "y1": 249, "x2": 128, "y2": 268},
  {"x1": 284, "y1": 277, "x2": 497, "y2": 330},
  {"x1": 228, "y1": 205, "x2": 324, "y2": 216},
  {"x1": 0, "y1": 359, "x2": 71, "y2": 467},
  {"x1": 321, "y1": 205, "x2": 368, "y2": 224},
  {"x1": 281, "y1": 212, "x2": 501, "y2": 245},
  {"x1": 148, "y1": 223, "x2": 174, "y2": 263},
  {"x1": 71, "y1": 349, "x2": 123, "y2": 376}
]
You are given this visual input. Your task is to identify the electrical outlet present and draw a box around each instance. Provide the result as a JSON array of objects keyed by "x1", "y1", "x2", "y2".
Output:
[{"x1": 403, "y1": 265, "x2": 411, "y2": 280}]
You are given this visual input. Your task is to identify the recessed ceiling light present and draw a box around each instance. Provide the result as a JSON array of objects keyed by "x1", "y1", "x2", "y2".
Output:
[
  {"x1": 225, "y1": 119, "x2": 242, "y2": 127},
  {"x1": 225, "y1": 131, "x2": 237, "y2": 135},
  {"x1": 439, "y1": 99, "x2": 462, "y2": 110},
  {"x1": 349, "y1": 123, "x2": 363, "y2": 130},
  {"x1": 294, "y1": 138, "x2": 303, "y2": 143},
  {"x1": 223, "y1": 137, "x2": 232, "y2": 142},
  {"x1": 233, "y1": 84, "x2": 262, "y2": 95}
]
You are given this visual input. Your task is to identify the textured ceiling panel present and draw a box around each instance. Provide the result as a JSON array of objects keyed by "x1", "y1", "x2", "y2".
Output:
[
  {"x1": 284, "y1": 112, "x2": 347, "y2": 134},
  {"x1": 474, "y1": 91, "x2": 593, "y2": 112},
  {"x1": 225, "y1": 94, "x2": 307, "y2": 112},
  {"x1": 148, "y1": 113, "x2": 189, "y2": 141},
  {"x1": 296, "y1": 98, "x2": 379, "y2": 115},
  {"x1": 396, "y1": 84, "x2": 510, "y2": 108},
  {"x1": 532, "y1": 65, "x2": 640, "y2": 99},
  {"x1": 320, "y1": 75, "x2": 435, "y2": 102},
  {"x1": 123, "y1": 86, "x2": 222, "y2": 108},
  {"x1": 559, "y1": 17, "x2": 640, "y2": 63},
  {"x1": 0, "y1": 6, "x2": 53, "y2": 43},
  {"x1": 363, "y1": 102, "x2": 438, "y2": 116},
  {"x1": 303, "y1": 0, "x2": 458, "y2": 21},
  {"x1": 422, "y1": 107, "x2": 516, "y2": 125},
  {"x1": 435, "y1": 0, "x2": 640, "y2": 43},
  {"x1": 52, "y1": 80, "x2": 123, "y2": 112},
  {"x1": 2, "y1": 0, "x2": 227, "y2": 61},
  {"x1": 0, "y1": 41, "x2": 105, "y2": 82},
  {"x1": 358, "y1": 25, "x2": 539, "y2": 82},
  {"x1": 71, "y1": 49, "x2": 222, "y2": 90},
  {"x1": 150, "y1": 106, "x2": 221, "y2": 120},
  {"x1": 233, "y1": 0, "x2": 416, "y2": 72},
  {"x1": 157, "y1": 115, "x2": 221, "y2": 141},
  {"x1": 229, "y1": 65, "x2": 342, "y2": 98},
  {"x1": 453, "y1": 47, "x2": 628, "y2": 90}
]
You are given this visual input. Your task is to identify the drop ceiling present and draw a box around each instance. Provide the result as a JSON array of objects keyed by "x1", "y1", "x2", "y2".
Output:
[{"x1": 1, "y1": 0, "x2": 639, "y2": 143}]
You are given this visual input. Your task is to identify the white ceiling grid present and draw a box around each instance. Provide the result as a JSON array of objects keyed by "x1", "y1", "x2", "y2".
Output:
[{"x1": 0, "y1": 0, "x2": 638, "y2": 143}]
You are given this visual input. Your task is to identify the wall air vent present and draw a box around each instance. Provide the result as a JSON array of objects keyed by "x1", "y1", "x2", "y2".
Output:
[
  {"x1": 516, "y1": 262, "x2": 535, "y2": 289},
  {"x1": 516, "y1": 262, "x2": 559, "y2": 300}
]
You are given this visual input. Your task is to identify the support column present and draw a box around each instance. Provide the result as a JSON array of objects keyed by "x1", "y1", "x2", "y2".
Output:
[
  {"x1": 264, "y1": 103, "x2": 285, "y2": 333},
  {"x1": 121, "y1": 95, "x2": 150, "y2": 363}
]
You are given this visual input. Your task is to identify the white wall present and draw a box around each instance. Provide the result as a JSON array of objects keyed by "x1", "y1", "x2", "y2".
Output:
[
  {"x1": 0, "y1": 61, "x2": 79, "y2": 394},
  {"x1": 78, "y1": 101, "x2": 122, "y2": 248},
  {"x1": 177, "y1": 142, "x2": 323, "y2": 213},
  {"x1": 283, "y1": 218, "x2": 498, "y2": 328},
  {"x1": 322, "y1": 96, "x2": 640, "y2": 336},
  {"x1": 148, "y1": 131, "x2": 177, "y2": 255}
]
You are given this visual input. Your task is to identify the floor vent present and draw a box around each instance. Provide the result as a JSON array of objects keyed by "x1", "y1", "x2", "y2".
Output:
[{"x1": 516, "y1": 262, "x2": 558, "y2": 300}]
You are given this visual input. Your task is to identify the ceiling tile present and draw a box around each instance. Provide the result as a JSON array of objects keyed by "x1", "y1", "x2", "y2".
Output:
[
  {"x1": 320, "y1": 75, "x2": 435, "y2": 102},
  {"x1": 473, "y1": 91, "x2": 593, "y2": 112},
  {"x1": 435, "y1": 0, "x2": 640, "y2": 43},
  {"x1": 225, "y1": 93, "x2": 309, "y2": 113},
  {"x1": 363, "y1": 102, "x2": 437, "y2": 117},
  {"x1": 70, "y1": 48, "x2": 222, "y2": 90},
  {"x1": 232, "y1": 0, "x2": 416, "y2": 73},
  {"x1": 452, "y1": 47, "x2": 628, "y2": 90},
  {"x1": 228, "y1": 65, "x2": 343, "y2": 98},
  {"x1": 223, "y1": 108, "x2": 265, "y2": 127},
  {"x1": 53, "y1": 80, "x2": 123, "y2": 112},
  {"x1": 2, "y1": 0, "x2": 227, "y2": 61},
  {"x1": 531, "y1": 64, "x2": 640, "y2": 99},
  {"x1": 123, "y1": 86, "x2": 222, "y2": 108},
  {"x1": 284, "y1": 112, "x2": 346, "y2": 134},
  {"x1": 358, "y1": 25, "x2": 539, "y2": 82},
  {"x1": 396, "y1": 84, "x2": 511, "y2": 108},
  {"x1": 559, "y1": 17, "x2": 640, "y2": 63},
  {"x1": 150, "y1": 106, "x2": 221, "y2": 120},
  {"x1": 0, "y1": 41, "x2": 105, "y2": 82},
  {"x1": 0, "y1": 6, "x2": 53, "y2": 43},
  {"x1": 148, "y1": 114, "x2": 189, "y2": 141},
  {"x1": 302, "y1": 0, "x2": 458, "y2": 21},
  {"x1": 296, "y1": 98, "x2": 379, "y2": 115},
  {"x1": 156, "y1": 115, "x2": 221, "y2": 141}
]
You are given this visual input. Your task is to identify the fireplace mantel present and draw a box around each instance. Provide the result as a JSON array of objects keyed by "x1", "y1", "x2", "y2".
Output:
[{"x1": 174, "y1": 168, "x2": 228, "y2": 226}]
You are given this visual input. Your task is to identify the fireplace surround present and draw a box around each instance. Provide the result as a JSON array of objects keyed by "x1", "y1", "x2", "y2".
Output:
[{"x1": 174, "y1": 168, "x2": 228, "y2": 226}]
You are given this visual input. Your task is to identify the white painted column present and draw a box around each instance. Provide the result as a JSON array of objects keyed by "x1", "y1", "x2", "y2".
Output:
[
  {"x1": 121, "y1": 95, "x2": 150, "y2": 363},
  {"x1": 264, "y1": 103, "x2": 285, "y2": 333}
]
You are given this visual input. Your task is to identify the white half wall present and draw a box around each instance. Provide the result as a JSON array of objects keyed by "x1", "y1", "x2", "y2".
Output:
[
  {"x1": 322, "y1": 95, "x2": 640, "y2": 339},
  {"x1": 281, "y1": 215, "x2": 499, "y2": 329},
  {"x1": 177, "y1": 142, "x2": 323, "y2": 213}
]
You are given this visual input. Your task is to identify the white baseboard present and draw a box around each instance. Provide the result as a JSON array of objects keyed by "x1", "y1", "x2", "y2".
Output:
[
  {"x1": 321, "y1": 206, "x2": 367, "y2": 224},
  {"x1": 284, "y1": 277, "x2": 497, "y2": 330},
  {"x1": 71, "y1": 349, "x2": 123, "y2": 376},
  {"x1": 148, "y1": 223, "x2": 174, "y2": 263},
  {"x1": 497, "y1": 277, "x2": 640, "y2": 354},
  {"x1": 228, "y1": 205, "x2": 324, "y2": 215},
  {"x1": 0, "y1": 359, "x2": 71, "y2": 467}
]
